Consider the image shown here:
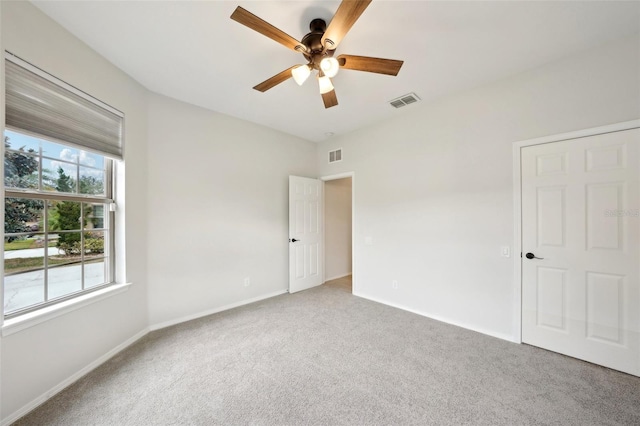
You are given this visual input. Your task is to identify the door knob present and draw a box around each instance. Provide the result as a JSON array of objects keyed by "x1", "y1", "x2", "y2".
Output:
[
  {"x1": 289, "y1": 238, "x2": 299, "y2": 243},
  {"x1": 525, "y1": 252, "x2": 543, "y2": 260}
]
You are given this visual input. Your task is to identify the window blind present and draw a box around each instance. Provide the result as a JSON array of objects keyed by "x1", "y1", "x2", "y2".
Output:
[{"x1": 5, "y1": 55, "x2": 123, "y2": 159}]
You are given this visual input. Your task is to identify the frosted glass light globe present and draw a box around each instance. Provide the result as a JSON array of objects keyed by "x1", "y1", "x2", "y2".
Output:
[
  {"x1": 291, "y1": 65, "x2": 311, "y2": 86},
  {"x1": 318, "y1": 75, "x2": 334, "y2": 94},
  {"x1": 320, "y1": 57, "x2": 339, "y2": 78}
]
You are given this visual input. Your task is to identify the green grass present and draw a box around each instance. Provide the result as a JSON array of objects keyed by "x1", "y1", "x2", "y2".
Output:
[
  {"x1": 4, "y1": 239, "x2": 57, "y2": 251},
  {"x1": 4, "y1": 239, "x2": 35, "y2": 251},
  {"x1": 4, "y1": 257, "x2": 70, "y2": 274},
  {"x1": 4, "y1": 255, "x2": 103, "y2": 274}
]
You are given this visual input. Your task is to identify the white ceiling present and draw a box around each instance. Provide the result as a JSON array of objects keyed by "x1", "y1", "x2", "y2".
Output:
[{"x1": 32, "y1": 0, "x2": 640, "y2": 142}]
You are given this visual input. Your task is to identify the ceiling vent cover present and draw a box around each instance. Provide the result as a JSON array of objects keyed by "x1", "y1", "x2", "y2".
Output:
[
  {"x1": 389, "y1": 92, "x2": 421, "y2": 108},
  {"x1": 329, "y1": 148, "x2": 343, "y2": 163}
]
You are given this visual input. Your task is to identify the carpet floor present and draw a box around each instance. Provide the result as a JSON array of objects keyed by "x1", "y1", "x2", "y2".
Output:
[{"x1": 13, "y1": 276, "x2": 640, "y2": 425}]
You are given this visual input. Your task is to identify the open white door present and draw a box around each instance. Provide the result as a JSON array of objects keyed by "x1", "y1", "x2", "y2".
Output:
[
  {"x1": 521, "y1": 128, "x2": 639, "y2": 376},
  {"x1": 289, "y1": 176, "x2": 323, "y2": 293}
]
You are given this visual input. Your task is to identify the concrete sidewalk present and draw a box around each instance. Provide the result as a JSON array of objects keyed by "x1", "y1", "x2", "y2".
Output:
[{"x1": 5, "y1": 246, "x2": 64, "y2": 259}]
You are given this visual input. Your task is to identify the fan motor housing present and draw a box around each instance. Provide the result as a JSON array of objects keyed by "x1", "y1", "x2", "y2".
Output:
[{"x1": 301, "y1": 18, "x2": 335, "y2": 66}]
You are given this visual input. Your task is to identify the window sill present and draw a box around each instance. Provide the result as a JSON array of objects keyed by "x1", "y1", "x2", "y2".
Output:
[{"x1": 2, "y1": 282, "x2": 132, "y2": 337}]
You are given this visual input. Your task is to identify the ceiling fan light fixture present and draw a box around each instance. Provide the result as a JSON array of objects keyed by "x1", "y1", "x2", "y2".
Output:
[
  {"x1": 291, "y1": 65, "x2": 311, "y2": 85},
  {"x1": 318, "y1": 75, "x2": 334, "y2": 94},
  {"x1": 231, "y1": 2, "x2": 403, "y2": 109},
  {"x1": 320, "y1": 57, "x2": 340, "y2": 78}
]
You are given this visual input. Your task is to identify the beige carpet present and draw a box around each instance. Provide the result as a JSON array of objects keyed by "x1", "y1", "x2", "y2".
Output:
[{"x1": 14, "y1": 276, "x2": 640, "y2": 425}]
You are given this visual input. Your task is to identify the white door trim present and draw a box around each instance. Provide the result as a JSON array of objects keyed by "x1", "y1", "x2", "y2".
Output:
[
  {"x1": 512, "y1": 119, "x2": 640, "y2": 344},
  {"x1": 321, "y1": 172, "x2": 356, "y2": 294}
]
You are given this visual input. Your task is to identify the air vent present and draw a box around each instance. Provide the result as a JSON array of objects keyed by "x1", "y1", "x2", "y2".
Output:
[
  {"x1": 329, "y1": 148, "x2": 343, "y2": 163},
  {"x1": 389, "y1": 92, "x2": 421, "y2": 108}
]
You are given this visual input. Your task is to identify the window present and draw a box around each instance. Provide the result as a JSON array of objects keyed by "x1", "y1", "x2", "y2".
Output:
[{"x1": 3, "y1": 53, "x2": 123, "y2": 318}]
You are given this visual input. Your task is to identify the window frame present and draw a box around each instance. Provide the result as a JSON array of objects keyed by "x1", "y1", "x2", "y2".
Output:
[
  {"x1": 3, "y1": 52, "x2": 124, "y2": 320},
  {"x1": 3, "y1": 130, "x2": 116, "y2": 319}
]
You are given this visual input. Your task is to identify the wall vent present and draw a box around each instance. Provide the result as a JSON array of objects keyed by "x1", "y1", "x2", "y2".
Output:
[
  {"x1": 328, "y1": 148, "x2": 343, "y2": 163},
  {"x1": 389, "y1": 92, "x2": 421, "y2": 108}
]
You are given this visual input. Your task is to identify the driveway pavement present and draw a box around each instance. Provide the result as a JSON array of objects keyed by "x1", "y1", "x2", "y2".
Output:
[
  {"x1": 4, "y1": 262, "x2": 106, "y2": 313},
  {"x1": 4, "y1": 241, "x2": 107, "y2": 313}
]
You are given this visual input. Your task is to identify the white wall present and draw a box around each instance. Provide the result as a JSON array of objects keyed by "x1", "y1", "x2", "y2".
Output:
[
  {"x1": 1, "y1": 2, "x2": 149, "y2": 421},
  {"x1": 317, "y1": 35, "x2": 640, "y2": 341},
  {"x1": 325, "y1": 178, "x2": 352, "y2": 281},
  {"x1": 146, "y1": 93, "x2": 317, "y2": 327}
]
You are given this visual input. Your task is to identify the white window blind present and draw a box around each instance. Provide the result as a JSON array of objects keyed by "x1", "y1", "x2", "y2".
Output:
[{"x1": 5, "y1": 54, "x2": 124, "y2": 159}]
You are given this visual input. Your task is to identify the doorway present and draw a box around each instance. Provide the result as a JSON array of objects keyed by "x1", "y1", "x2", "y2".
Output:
[{"x1": 322, "y1": 173, "x2": 354, "y2": 294}]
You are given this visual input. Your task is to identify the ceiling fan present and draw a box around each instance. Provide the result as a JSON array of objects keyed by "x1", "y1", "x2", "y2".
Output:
[{"x1": 230, "y1": 0, "x2": 404, "y2": 109}]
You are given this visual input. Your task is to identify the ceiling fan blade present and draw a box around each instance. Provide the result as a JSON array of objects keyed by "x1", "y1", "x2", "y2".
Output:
[
  {"x1": 337, "y1": 55, "x2": 404, "y2": 76},
  {"x1": 322, "y1": 89, "x2": 338, "y2": 109},
  {"x1": 322, "y1": 0, "x2": 372, "y2": 50},
  {"x1": 231, "y1": 6, "x2": 307, "y2": 53},
  {"x1": 253, "y1": 66, "x2": 297, "y2": 92}
]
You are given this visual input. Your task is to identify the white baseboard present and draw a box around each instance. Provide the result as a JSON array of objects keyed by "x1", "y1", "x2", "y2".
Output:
[
  {"x1": 324, "y1": 273, "x2": 352, "y2": 282},
  {"x1": 2, "y1": 328, "x2": 149, "y2": 426},
  {"x1": 149, "y1": 289, "x2": 288, "y2": 331},
  {"x1": 352, "y1": 291, "x2": 517, "y2": 343}
]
